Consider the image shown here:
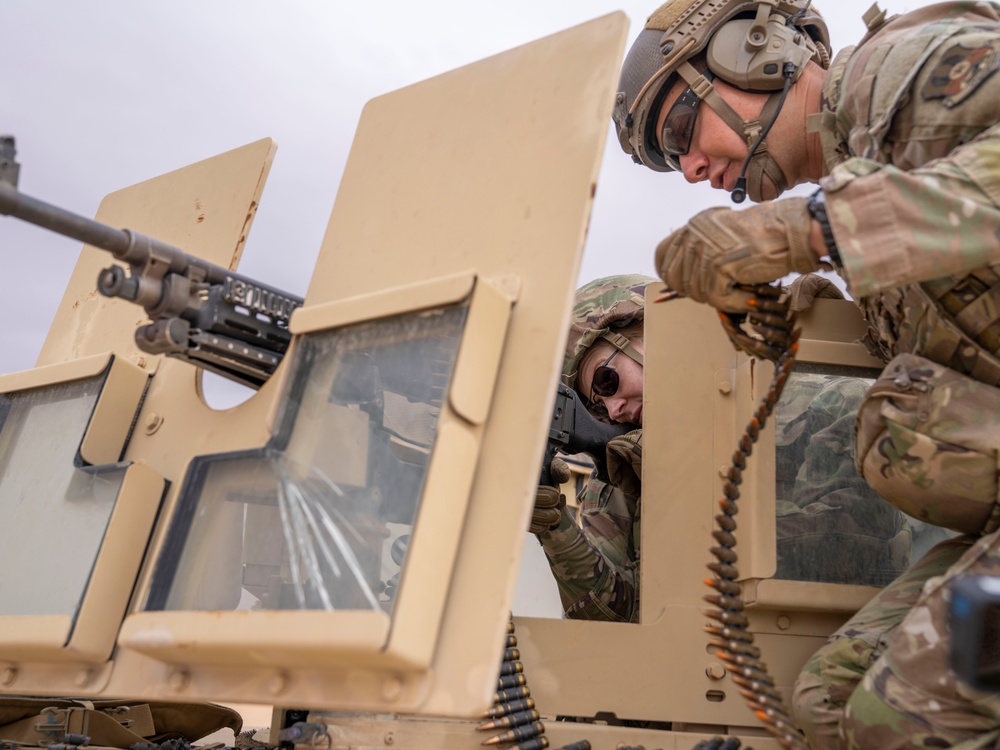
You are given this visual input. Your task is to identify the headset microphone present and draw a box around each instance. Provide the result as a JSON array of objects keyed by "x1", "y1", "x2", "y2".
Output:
[{"x1": 731, "y1": 176, "x2": 748, "y2": 204}]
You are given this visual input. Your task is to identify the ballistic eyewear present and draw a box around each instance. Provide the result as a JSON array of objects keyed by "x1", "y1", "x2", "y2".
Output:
[
  {"x1": 590, "y1": 350, "x2": 620, "y2": 402},
  {"x1": 660, "y1": 71, "x2": 713, "y2": 165}
]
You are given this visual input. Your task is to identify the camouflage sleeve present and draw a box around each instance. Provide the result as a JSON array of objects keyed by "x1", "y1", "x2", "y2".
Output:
[
  {"x1": 824, "y1": 137, "x2": 1000, "y2": 298},
  {"x1": 535, "y1": 478, "x2": 640, "y2": 622}
]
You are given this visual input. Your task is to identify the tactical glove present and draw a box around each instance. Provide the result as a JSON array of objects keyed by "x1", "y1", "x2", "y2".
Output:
[
  {"x1": 784, "y1": 272, "x2": 845, "y2": 312},
  {"x1": 606, "y1": 429, "x2": 642, "y2": 498},
  {"x1": 655, "y1": 197, "x2": 821, "y2": 313},
  {"x1": 530, "y1": 457, "x2": 571, "y2": 535},
  {"x1": 716, "y1": 273, "x2": 844, "y2": 361}
]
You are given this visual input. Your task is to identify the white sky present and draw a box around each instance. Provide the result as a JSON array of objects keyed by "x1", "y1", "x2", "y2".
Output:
[{"x1": 1, "y1": 0, "x2": 938, "y2": 378}]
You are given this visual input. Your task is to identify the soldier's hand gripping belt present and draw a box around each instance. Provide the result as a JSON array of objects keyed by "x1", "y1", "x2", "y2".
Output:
[
  {"x1": 530, "y1": 458, "x2": 571, "y2": 534},
  {"x1": 717, "y1": 284, "x2": 795, "y2": 362},
  {"x1": 655, "y1": 197, "x2": 822, "y2": 312},
  {"x1": 606, "y1": 429, "x2": 642, "y2": 498}
]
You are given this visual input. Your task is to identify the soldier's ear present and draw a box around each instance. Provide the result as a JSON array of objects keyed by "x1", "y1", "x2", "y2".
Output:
[{"x1": 706, "y1": 8, "x2": 817, "y2": 90}]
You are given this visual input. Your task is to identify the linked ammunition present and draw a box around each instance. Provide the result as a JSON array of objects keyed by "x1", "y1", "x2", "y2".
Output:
[
  {"x1": 703, "y1": 593, "x2": 743, "y2": 611},
  {"x1": 705, "y1": 577, "x2": 741, "y2": 596},
  {"x1": 712, "y1": 529, "x2": 737, "y2": 548},
  {"x1": 481, "y1": 697, "x2": 535, "y2": 720},
  {"x1": 704, "y1": 609, "x2": 748, "y2": 628},
  {"x1": 477, "y1": 708, "x2": 540, "y2": 731},
  {"x1": 708, "y1": 638, "x2": 761, "y2": 659},
  {"x1": 704, "y1": 624, "x2": 754, "y2": 643},
  {"x1": 495, "y1": 685, "x2": 530, "y2": 703},
  {"x1": 481, "y1": 720, "x2": 544, "y2": 746},
  {"x1": 706, "y1": 562, "x2": 740, "y2": 580},
  {"x1": 715, "y1": 512, "x2": 737, "y2": 530},
  {"x1": 503, "y1": 647, "x2": 520, "y2": 661},
  {"x1": 499, "y1": 660, "x2": 524, "y2": 676},
  {"x1": 510, "y1": 738, "x2": 548, "y2": 750},
  {"x1": 723, "y1": 480, "x2": 742, "y2": 501},
  {"x1": 498, "y1": 673, "x2": 527, "y2": 690},
  {"x1": 710, "y1": 545, "x2": 738, "y2": 564}
]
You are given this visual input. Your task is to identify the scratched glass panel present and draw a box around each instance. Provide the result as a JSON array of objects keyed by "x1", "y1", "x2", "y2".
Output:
[
  {"x1": 773, "y1": 369, "x2": 954, "y2": 587},
  {"x1": 158, "y1": 303, "x2": 467, "y2": 614},
  {"x1": 0, "y1": 376, "x2": 126, "y2": 618}
]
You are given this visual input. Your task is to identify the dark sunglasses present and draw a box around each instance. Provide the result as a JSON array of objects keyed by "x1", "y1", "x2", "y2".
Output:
[
  {"x1": 590, "y1": 350, "x2": 620, "y2": 402},
  {"x1": 660, "y1": 72, "x2": 713, "y2": 161}
]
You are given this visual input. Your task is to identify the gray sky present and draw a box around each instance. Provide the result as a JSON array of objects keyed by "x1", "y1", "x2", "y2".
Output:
[{"x1": 1, "y1": 0, "x2": 936, "y2": 380}]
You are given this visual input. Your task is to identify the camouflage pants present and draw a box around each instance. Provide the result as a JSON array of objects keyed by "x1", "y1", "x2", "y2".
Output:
[{"x1": 792, "y1": 531, "x2": 1000, "y2": 749}]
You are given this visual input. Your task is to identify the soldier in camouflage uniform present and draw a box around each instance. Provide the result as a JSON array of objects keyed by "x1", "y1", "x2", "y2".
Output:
[
  {"x1": 613, "y1": 0, "x2": 1000, "y2": 747},
  {"x1": 531, "y1": 274, "x2": 652, "y2": 623},
  {"x1": 535, "y1": 275, "x2": 911, "y2": 622}
]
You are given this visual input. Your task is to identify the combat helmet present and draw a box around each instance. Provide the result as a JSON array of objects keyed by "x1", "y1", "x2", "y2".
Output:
[
  {"x1": 613, "y1": 0, "x2": 830, "y2": 201},
  {"x1": 563, "y1": 274, "x2": 656, "y2": 416}
]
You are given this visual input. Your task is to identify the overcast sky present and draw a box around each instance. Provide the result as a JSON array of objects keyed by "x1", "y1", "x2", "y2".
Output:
[{"x1": 2, "y1": 0, "x2": 938, "y2": 382}]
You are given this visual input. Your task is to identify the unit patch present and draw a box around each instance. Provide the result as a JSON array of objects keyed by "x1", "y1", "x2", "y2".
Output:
[{"x1": 922, "y1": 41, "x2": 1000, "y2": 108}]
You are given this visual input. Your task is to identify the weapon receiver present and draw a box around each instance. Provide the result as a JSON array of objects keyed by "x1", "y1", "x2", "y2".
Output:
[{"x1": 541, "y1": 383, "x2": 632, "y2": 487}]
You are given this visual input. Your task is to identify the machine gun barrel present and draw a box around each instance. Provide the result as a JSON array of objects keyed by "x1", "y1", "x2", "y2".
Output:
[
  {"x1": 0, "y1": 135, "x2": 303, "y2": 388},
  {"x1": 0, "y1": 183, "x2": 134, "y2": 258}
]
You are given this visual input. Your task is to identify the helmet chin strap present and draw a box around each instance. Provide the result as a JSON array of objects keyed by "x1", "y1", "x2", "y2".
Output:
[
  {"x1": 675, "y1": 61, "x2": 794, "y2": 204},
  {"x1": 730, "y1": 64, "x2": 797, "y2": 203},
  {"x1": 741, "y1": 151, "x2": 788, "y2": 202}
]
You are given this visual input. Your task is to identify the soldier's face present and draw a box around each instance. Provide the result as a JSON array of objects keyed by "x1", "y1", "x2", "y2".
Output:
[
  {"x1": 579, "y1": 341, "x2": 644, "y2": 425},
  {"x1": 656, "y1": 76, "x2": 781, "y2": 199}
]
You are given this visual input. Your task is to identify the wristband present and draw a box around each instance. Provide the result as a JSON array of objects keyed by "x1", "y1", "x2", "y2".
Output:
[{"x1": 807, "y1": 189, "x2": 842, "y2": 267}]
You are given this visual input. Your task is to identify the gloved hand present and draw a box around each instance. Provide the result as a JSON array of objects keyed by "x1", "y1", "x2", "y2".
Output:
[
  {"x1": 530, "y1": 457, "x2": 571, "y2": 534},
  {"x1": 784, "y1": 272, "x2": 845, "y2": 312},
  {"x1": 715, "y1": 283, "x2": 795, "y2": 362},
  {"x1": 607, "y1": 429, "x2": 642, "y2": 497},
  {"x1": 655, "y1": 197, "x2": 822, "y2": 313}
]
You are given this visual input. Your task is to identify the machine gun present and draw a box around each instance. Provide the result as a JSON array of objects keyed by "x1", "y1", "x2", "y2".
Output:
[
  {"x1": 0, "y1": 136, "x2": 302, "y2": 388},
  {"x1": 541, "y1": 383, "x2": 633, "y2": 487}
]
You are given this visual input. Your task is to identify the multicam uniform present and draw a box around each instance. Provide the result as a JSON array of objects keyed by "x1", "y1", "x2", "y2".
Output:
[
  {"x1": 534, "y1": 274, "x2": 652, "y2": 624},
  {"x1": 536, "y1": 478, "x2": 641, "y2": 622},
  {"x1": 789, "y1": 4, "x2": 1000, "y2": 748}
]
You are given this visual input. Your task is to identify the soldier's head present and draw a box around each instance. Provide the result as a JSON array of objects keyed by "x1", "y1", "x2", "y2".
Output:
[
  {"x1": 612, "y1": 0, "x2": 830, "y2": 202},
  {"x1": 563, "y1": 274, "x2": 655, "y2": 425}
]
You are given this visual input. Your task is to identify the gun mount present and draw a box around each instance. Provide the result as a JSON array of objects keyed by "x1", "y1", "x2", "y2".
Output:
[{"x1": 0, "y1": 136, "x2": 301, "y2": 388}]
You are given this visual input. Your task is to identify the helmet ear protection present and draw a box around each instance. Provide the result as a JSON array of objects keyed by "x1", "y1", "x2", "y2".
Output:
[{"x1": 704, "y1": 4, "x2": 818, "y2": 91}]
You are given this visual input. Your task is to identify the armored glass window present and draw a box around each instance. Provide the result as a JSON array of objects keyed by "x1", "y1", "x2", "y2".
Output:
[
  {"x1": 149, "y1": 303, "x2": 468, "y2": 614},
  {"x1": 773, "y1": 368, "x2": 953, "y2": 587},
  {"x1": 0, "y1": 376, "x2": 126, "y2": 619}
]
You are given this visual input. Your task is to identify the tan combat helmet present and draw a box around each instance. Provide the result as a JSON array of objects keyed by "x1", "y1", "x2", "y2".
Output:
[
  {"x1": 613, "y1": 0, "x2": 830, "y2": 201},
  {"x1": 562, "y1": 274, "x2": 655, "y2": 418}
]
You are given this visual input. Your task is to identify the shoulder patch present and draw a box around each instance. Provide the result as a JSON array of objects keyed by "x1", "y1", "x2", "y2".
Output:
[{"x1": 921, "y1": 40, "x2": 1000, "y2": 108}]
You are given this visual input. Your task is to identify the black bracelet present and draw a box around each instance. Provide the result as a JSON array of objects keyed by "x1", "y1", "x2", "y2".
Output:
[{"x1": 807, "y1": 188, "x2": 842, "y2": 267}]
